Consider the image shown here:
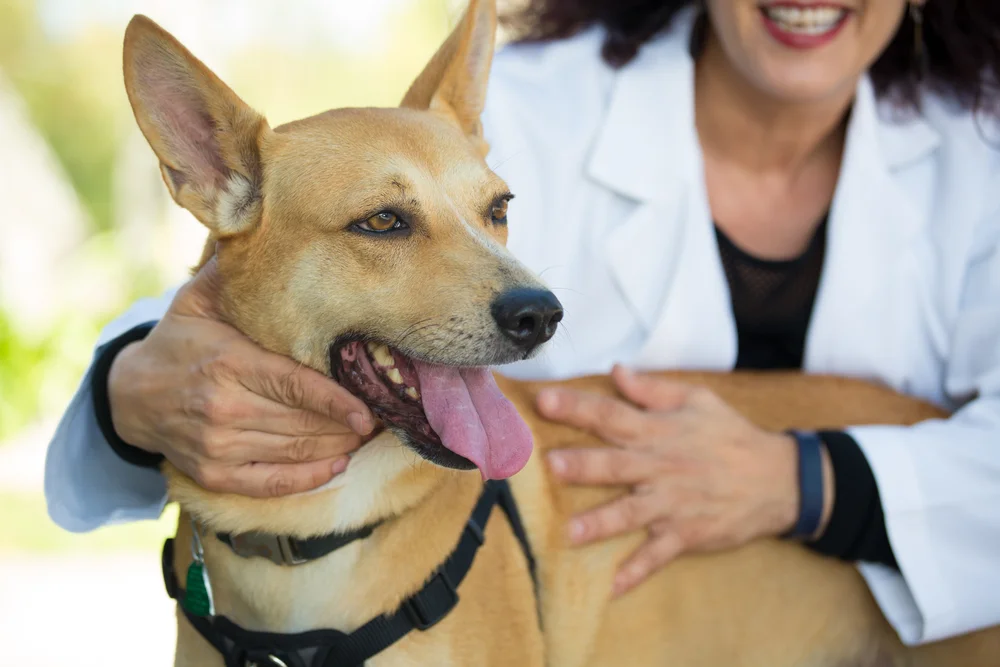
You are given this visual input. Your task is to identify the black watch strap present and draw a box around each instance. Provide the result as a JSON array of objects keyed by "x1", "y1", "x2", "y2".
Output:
[
  {"x1": 90, "y1": 320, "x2": 163, "y2": 468},
  {"x1": 784, "y1": 429, "x2": 825, "y2": 539}
]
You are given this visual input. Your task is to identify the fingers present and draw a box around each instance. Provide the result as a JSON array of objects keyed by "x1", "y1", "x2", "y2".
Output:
[
  {"x1": 209, "y1": 390, "x2": 358, "y2": 438},
  {"x1": 536, "y1": 388, "x2": 644, "y2": 444},
  {"x1": 611, "y1": 365, "x2": 693, "y2": 412},
  {"x1": 200, "y1": 428, "x2": 363, "y2": 465},
  {"x1": 197, "y1": 456, "x2": 350, "y2": 498},
  {"x1": 547, "y1": 448, "x2": 650, "y2": 486},
  {"x1": 240, "y1": 351, "x2": 374, "y2": 436},
  {"x1": 565, "y1": 492, "x2": 660, "y2": 546},
  {"x1": 612, "y1": 530, "x2": 684, "y2": 597}
]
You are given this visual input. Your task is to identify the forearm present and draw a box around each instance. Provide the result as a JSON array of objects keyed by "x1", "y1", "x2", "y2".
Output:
[{"x1": 43, "y1": 290, "x2": 177, "y2": 532}]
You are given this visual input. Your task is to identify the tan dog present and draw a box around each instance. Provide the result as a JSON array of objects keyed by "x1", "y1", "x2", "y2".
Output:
[{"x1": 122, "y1": 1, "x2": 1000, "y2": 665}]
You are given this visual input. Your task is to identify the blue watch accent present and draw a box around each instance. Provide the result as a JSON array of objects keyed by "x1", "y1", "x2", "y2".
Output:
[{"x1": 785, "y1": 430, "x2": 825, "y2": 539}]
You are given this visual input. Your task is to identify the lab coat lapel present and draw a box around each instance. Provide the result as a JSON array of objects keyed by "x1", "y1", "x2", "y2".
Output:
[
  {"x1": 804, "y1": 77, "x2": 940, "y2": 383},
  {"x1": 590, "y1": 13, "x2": 737, "y2": 370}
]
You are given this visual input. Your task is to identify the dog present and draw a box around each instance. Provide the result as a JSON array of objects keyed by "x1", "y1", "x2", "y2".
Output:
[{"x1": 121, "y1": 1, "x2": 1000, "y2": 665}]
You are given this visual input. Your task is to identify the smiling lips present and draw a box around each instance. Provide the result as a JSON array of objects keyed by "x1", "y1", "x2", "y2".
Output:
[{"x1": 759, "y1": 3, "x2": 850, "y2": 48}]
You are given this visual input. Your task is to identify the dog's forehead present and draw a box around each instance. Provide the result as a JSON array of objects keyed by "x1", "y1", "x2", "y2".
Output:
[
  {"x1": 264, "y1": 107, "x2": 502, "y2": 221},
  {"x1": 270, "y1": 108, "x2": 485, "y2": 173}
]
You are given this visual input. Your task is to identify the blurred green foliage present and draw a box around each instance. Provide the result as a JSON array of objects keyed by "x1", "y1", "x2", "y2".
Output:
[
  {"x1": 0, "y1": 0, "x2": 125, "y2": 234},
  {"x1": 0, "y1": 311, "x2": 58, "y2": 440},
  {"x1": 0, "y1": 0, "x2": 124, "y2": 438},
  {"x1": 0, "y1": 307, "x2": 103, "y2": 440}
]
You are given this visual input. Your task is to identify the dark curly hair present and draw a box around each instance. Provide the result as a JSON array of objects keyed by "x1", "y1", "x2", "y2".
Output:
[{"x1": 502, "y1": 1, "x2": 1000, "y2": 115}]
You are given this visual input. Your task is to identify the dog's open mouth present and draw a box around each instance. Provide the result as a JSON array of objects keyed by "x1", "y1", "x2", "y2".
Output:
[{"x1": 331, "y1": 341, "x2": 533, "y2": 480}]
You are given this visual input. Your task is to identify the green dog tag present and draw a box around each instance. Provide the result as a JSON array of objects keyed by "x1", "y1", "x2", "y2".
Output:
[{"x1": 183, "y1": 561, "x2": 213, "y2": 617}]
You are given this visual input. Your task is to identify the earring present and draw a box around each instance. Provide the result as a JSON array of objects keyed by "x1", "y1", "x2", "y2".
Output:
[{"x1": 909, "y1": 2, "x2": 928, "y2": 80}]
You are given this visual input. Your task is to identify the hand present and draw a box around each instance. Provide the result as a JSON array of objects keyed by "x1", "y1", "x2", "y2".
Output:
[
  {"x1": 107, "y1": 258, "x2": 376, "y2": 498},
  {"x1": 539, "y1": 366, "x2": 831, "y2": 597}
]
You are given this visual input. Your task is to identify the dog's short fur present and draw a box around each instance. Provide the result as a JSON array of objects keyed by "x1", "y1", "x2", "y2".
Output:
[{"x1": 122, "y1": 2, "x2": 1000, "y2": 665}]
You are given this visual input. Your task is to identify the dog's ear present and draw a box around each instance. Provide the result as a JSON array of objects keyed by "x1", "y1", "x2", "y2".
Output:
[
  {"x1": 400, "y1": 0, "x2": 496, "y2": 145},
  {"x1": 123, "y1": 15, "x2": 269, "y2": 236}
]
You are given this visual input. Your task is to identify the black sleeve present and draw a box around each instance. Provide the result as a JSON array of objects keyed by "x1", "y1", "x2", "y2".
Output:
[
  {"x1": 90, "y1": 321, "x2": 165, "y2": 469},
  {"x1": 805, "y1": 430, "x2": 898, "y2": 569}
]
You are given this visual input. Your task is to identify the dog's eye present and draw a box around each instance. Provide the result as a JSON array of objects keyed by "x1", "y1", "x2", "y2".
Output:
[
  {"x1": 356, "y1": 211, "x2": 407, "y2": 234},
  {"x1": 491, "y1": 199, "x2": 509, "y2": 224}
]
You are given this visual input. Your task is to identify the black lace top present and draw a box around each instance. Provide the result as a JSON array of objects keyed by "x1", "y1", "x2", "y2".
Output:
[{"x1": 715, "y1": 218, "x2": 897, "y2": 568}]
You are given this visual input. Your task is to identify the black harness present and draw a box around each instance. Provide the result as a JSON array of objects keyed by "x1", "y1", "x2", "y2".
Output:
[{"x1": 161, "y1": 479, "x2": 537, "y2": 667}]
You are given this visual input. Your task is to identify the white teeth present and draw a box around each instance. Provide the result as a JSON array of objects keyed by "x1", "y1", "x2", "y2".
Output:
[
  {"x1": 763, "y1": 5, "x2": 846, "y2": 34},
  {"x1": 365, "y1": 341, "x2": 420, "y2": 398},
  {"x1": 367, "y1": 342, "x2": 395, "y2": 368}
]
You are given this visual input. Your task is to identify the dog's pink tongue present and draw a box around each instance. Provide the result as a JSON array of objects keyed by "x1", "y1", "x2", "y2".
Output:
[{"x1": 412, "y1": 361, "x2": 533, "y2": 480}]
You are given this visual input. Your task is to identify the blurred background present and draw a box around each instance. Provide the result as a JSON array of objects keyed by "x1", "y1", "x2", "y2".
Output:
[{"x1": 0, "y1": 0, "x2": 498, "y2": 662}]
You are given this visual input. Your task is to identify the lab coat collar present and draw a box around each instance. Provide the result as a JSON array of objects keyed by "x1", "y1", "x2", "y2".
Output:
[
  {"x1": 585, "y1": 12, "x2": 699, "y2": 204},
  {"x1": 803, "y1": 78, "x2": 938, "y2": 379},
  {"x1": 585, "y1": 10, "x2": 941, "y2": 202}
]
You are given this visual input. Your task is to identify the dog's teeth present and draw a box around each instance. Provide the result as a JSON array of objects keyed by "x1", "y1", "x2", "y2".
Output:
[
  {"x1": 367, "y1": 342, "x2": 395, "y2": 368},
  {"x1": 386, "y1": 368, "x2": 404, "y2": 385},
  {"x1": 406, "y1": 387, "x2": 420, "y2": 400}
]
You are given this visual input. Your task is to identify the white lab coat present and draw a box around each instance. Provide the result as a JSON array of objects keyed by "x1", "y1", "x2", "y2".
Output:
[{"x1": 45, "y1": 11, "x2": 1000, "y2": 648}]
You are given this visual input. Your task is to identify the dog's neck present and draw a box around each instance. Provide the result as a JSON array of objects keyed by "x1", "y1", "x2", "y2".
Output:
[{"x1": 167, "y1": 433, "x2": 482, "y2": 635}]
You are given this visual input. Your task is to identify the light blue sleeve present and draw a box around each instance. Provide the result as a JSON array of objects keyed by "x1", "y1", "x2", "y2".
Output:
[{"x1": 44, "y1": 287, "x2": 179, "y2": 532}]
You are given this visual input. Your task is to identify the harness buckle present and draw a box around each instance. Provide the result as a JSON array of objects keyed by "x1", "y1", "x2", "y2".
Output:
[
  {"x1": 224, "y1": 532, "x2": 309, "y2": 566},
  {"x1": 403, "y1": 569, "x2": 459, "y2": 631},
  {"x1": 275, "y1": 535, "x2": 308, "y2": 566}
]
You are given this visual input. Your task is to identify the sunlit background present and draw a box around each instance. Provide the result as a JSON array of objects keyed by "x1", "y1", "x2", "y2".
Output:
[{"x1": 0, "y1": 0, "x2": 509, "y2": 662}]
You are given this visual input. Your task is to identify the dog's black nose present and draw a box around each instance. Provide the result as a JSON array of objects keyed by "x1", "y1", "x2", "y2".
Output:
[{"x1": 491, "y1": 288, "x2": 563, "y2": 352}]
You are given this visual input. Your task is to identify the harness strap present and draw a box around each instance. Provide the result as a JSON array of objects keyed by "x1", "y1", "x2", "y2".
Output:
[
  {"x1": 217, "y1": 521, "x2": 381, "y2": 566},
  {"x1": 162, "y1": 479, "x2": 537, "y2": 667},
  {"x1": 495, "y1": 480, "x2": 538, "y2": 593}
]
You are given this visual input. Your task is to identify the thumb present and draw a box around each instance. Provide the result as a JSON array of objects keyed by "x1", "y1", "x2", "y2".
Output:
[
  {"x1": 612, "y1": 365, "x2": 692, "y2": 412},
  {"x1": 171, "y1": 255, "x2": 224, "y2": 319}
]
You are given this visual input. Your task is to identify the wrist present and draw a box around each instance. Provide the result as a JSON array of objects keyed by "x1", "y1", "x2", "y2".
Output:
[
  {"x1": 107, "y1": 339, "x2": 159, "y2": 456},
  {"x1": 768, "y1": 432, "x2": 801, "y2": 537},
  {"x1": 90, "y1": 321, "x2": 164, "y2": 467}
]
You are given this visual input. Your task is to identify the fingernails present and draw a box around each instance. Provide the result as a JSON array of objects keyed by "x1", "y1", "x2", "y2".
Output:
[
  {"x1": 537, "y1": 390, "x2": 561, "y2": 415},
  {"x1": 612, "y1": 565, "x2": 641, "y2": 595},
  {"x1": 347, "y1": 411, "x2": 371, "y2": 436},
  {"x1": 547, "y1": 452, "x2": 567, "y2": 475},
  {"x1": 568, "y1": 519, "x2": 586, "y2": 544},
  {"x1": 612, "y1": 573, "x2": 630, "y2": 596},
  {"x1": 331, "y1": 457, "x2": 349, "y2": 476}
]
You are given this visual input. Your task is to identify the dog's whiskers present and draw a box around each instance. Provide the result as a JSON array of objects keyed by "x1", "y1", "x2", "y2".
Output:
[
  {"x1": 396, "y1": 317, "x2": 444, "y2": 349},
  {"x1": 548, "y1": 285, "x2": 585, "y2": 297}
]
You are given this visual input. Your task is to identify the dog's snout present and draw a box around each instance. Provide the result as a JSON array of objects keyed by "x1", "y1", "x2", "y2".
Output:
[{"x1": 491, "y1": 288, "x2": 563, "y2": 352}]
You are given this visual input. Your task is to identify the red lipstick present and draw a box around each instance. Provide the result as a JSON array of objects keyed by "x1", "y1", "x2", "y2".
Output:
[{"x1": 759, "y1": 3, "x2": 850, "y2": 50}]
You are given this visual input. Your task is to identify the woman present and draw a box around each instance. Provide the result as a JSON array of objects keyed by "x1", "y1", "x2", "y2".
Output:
[{"x1": 45, "y1": 0, "x2": 1000, "y2": 648}]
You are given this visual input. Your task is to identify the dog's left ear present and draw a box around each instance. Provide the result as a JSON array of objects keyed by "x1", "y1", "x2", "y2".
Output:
[
  {"x1": 123, "y1": 15, "x2": 270, "y2": 237},
  {"x1": 400, "y1": 0, "x2": 496, "y2": 150}
]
